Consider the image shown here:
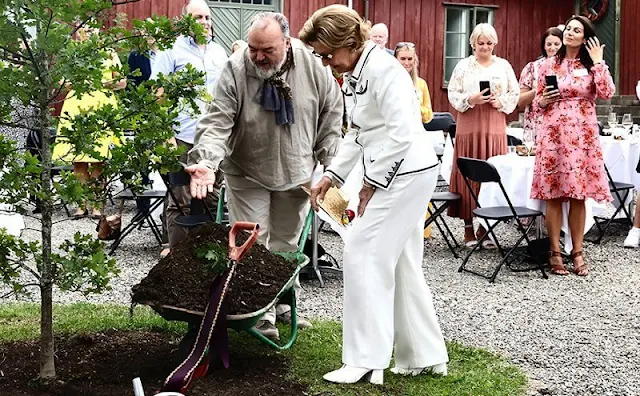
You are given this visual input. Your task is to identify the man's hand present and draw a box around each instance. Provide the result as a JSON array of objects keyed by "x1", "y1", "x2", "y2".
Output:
[
  {"x1": 185, "y1": 164, "x2": 217, "y2": 199},
  {"x1": 310, "y1": 176, "x2": 332, "y2": 212}
]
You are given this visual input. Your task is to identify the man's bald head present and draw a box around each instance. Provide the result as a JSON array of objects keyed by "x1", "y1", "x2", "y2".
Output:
[{"x1": 370, "y1": 23, "x2": 389, "y2": 49}]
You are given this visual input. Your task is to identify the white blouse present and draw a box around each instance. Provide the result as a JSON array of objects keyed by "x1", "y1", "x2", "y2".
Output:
[{"x1": 447, "y1": 55, "x2": 520, "y2": 114}]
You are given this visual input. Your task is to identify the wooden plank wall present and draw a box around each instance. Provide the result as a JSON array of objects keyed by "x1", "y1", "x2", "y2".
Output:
[
  {"x1": 619, "y1": 0, "x2": 639, "y2": 96},
  {"x1": 111, "y1": 0, "x2": 184, "y2": 24},
  {"x1": 111, "y1": 0, "x2": 576, "y2": 110},
  {"x1": 283, "y1": 0, "x2": 358, "y2": 36}
]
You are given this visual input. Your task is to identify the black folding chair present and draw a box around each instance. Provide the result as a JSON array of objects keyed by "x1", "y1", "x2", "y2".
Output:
[
  {"x1": 108, "y1": 187, "x2": 166, "y2": 255},
  {"x1": 585, "y1": 163, "x2": 634, "y2": 244},
  {"x1": 424, "y1": 112, "x2": 456, "y2": 135},
  {"x1": 424, "y1": 192, "x2": 461, "y2": 258},
  {"x1": 457, "y1": 157, "x2": 548, "y2": 282}
]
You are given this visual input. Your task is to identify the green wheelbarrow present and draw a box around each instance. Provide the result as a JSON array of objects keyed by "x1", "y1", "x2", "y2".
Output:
[
  {"x1": 152, "y1": 186, "x2": 315, "y2": 351},
  {"x1": 151, "y1": 249, "x2": 309, "y2": 351},
  {"x1": 157, "y1": 214, "x2": 312, "y2": 394}
]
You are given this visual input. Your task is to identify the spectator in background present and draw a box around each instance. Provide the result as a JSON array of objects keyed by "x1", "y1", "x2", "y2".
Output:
[
  {"x1": 231, "y1": 39, "x2": 247, "y2": 53},
  {"x1": 446, "y1": 23, "x2": 519, "y2": 247},
  {"x1": 127, "y1": 40, "x2": 158, "y2": 215},
  {"x1": 151, "y1": 0, "x2": 228, "y2": 257},
  {"x1": 370, "y1": 23, "x2": 393, "y2": 55},
  {"x1": 394, "y1": 41, "x2": 433, "y2": 124},
  {"x1": 52, "y1": 25, "x2": 127, "y2": 219},
  {"x1": 532, "y1": 16, "x2": 614, "y2": 276},
  {"x1": 518, "y1": 27, "x2": 563, "y2": 143}
]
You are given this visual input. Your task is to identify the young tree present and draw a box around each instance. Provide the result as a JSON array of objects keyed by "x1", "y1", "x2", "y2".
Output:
[{"x1": 0, "y1": 0, "x2": 209, "y2": 381}]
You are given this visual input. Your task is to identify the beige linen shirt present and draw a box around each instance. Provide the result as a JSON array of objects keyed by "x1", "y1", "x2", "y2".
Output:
[{"x1": 189, "y1": 38, "x2": 343, "y2": 190}]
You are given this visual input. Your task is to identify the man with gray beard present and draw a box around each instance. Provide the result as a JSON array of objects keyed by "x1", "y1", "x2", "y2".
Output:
[{"x1": 187, "y1": 12, "x2": 343, "y2": 341}]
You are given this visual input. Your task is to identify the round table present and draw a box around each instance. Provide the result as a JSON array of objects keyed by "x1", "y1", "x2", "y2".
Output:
[{"x1": 478, "y1": 153, "x2": 605, "y2": 253}]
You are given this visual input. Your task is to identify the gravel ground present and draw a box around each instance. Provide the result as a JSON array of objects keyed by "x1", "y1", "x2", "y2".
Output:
[{"x1": 3, "y1": 200, "x2": 640, "y2": 396}]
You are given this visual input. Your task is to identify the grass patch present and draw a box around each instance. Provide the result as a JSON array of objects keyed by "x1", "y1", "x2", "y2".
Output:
[
  {"x1": 281, "y1": 321, "x2": 527, "y2": 396},
  {"x1": 0, "y1": 303, "x2": 527, "y2": 395},
  {"x1": 0, "y1": 302, "x2": 186, "y2": 342}
]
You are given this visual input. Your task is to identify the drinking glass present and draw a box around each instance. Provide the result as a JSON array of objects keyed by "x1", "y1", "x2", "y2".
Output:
[
  {"x1": 622, "y1": 113, "x2": 633, "y2": 130},
  {"x1": 524, "y1": 140, "x2": 534, "y2": 156},
  {"x1": 608, "y1": 112, "x2": 618, "y2": 129}
]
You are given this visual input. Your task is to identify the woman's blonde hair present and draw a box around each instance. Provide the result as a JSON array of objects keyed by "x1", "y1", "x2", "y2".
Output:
[
  {"x1": 298, "y1": 5, "x2": 371, "y2": 50},
  {"x1": 469, "y1": 23, "x2": 498, "y2": 49},
  {"x1": 394, "y1": 42, "x2": 419, "y2": 88}
]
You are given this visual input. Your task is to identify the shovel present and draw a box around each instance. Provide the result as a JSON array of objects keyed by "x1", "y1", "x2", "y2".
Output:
[{"x1": 161, "y1": 222, "x2": 260, "y2": 394}]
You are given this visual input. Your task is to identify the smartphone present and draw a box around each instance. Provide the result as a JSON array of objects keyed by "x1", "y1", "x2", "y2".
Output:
[
  {"x1": 545, "y1": 75, "x2": 559, "y2": 91},
  {"x1": 479, "y1": 80, "x2": 491, "y2": 96}
]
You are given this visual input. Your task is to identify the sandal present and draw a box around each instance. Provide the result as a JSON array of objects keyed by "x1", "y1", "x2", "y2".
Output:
[
  {"x1": 476, "y1": 228, "x2": 497, "y2": 250},
  {"x1": 73, "y1": 208, "x2": 88, "y2": 220},
  {"x1": 464, "y1": 225, "x2": 477, "y2": 247},
  {"x1": 548, "y1": 250, "x2": 569, "y2": 275},
  {"x1": 571, "y1": 250, "x2": 588, "y2": 276},
  {"x1": 464, "y1": 239, "x2": 478, "y2": 248}
]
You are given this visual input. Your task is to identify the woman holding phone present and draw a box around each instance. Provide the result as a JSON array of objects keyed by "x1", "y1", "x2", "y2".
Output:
[
  {"x1": 518, "y1": 27, "x2": 563, "y2": 143},
  {"x1": 532, "y1": 16, "x2": 614, "y2": 276},
  {"x1": 447, "y1": 23, "x2": 519, "y2": 247}
]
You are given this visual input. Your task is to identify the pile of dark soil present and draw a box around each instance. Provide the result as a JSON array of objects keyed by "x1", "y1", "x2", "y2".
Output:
[
  {"x1": 132, "y1": 222, "x2": 299, "y2": 315},
  {"x1": 0, "y1": 331, "x2": 307, "y2": 396}
]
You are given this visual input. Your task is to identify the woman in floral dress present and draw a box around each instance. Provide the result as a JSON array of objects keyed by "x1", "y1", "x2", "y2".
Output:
[
  {"x1": 447, "y1": 23, "x2": 520, "y2": 247},
  {"x1": 518, "y1": 27, "x2": 563, "y2": 143},
  {"x1": 532, "y1": 16, "x2": 614, "y2": 276}
]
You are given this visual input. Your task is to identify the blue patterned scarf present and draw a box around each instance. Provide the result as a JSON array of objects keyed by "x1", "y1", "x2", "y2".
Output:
[{"x1": 261, "y1": 49, "x2": 295, "y2": 126}]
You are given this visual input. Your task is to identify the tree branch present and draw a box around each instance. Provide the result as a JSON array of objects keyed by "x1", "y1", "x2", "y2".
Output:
[
  {"x1": 15, "y1": 261, "x2": 41, "y2": 281},
  {"x1": 18, "y1": 30, "x2": 41, "y2": 78},
  {"x1": 0, "y1": 45, "x2": 26, "y2": 61},
  {"x1": 0, "y1": 283, "x2": 40, "y2": 299}
]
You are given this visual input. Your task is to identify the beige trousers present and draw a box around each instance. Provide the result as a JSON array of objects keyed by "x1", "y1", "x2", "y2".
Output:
[{"x1": 224, "y1": 174, "x2": 309, "y2": 324}]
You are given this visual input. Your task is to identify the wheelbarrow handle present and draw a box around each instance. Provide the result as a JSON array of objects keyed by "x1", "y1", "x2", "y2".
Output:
[{"x1": 229, "y1": 221, "x2": 260, "y2": 262}]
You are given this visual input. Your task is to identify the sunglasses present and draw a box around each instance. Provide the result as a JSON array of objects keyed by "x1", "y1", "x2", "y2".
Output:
[
  {"x1": 395, "y1": 42, "x2": 416, "y2": 49},
  {"x1": 311, "y1": 50, "x2": 334, "y2": 61}
]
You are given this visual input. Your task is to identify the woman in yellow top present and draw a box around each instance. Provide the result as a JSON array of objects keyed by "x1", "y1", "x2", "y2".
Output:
[
  {"x1": 394, "y1": 42, "x2": 433, "y2": 124},
  {"x1": 53, "y1": 26, "x2": 126, "y2": 218},
  {"x1": 394, "y1": 42, "x2": 434, "y2": 237}
]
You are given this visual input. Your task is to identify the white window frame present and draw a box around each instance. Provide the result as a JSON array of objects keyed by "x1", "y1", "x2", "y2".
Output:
[{"x1": 443, "y1": 5, "x2": 495, "y2": 86}]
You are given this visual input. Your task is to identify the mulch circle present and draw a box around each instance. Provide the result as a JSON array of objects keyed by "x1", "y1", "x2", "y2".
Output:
[
  {"x1": 0, "y1": 330, "x2": 307, "y2": 396},
  {"x1": 132, "y1": 222, "x2": 299, "y2": 315}
]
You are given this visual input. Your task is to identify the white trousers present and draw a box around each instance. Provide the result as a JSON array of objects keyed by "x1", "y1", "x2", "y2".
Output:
[
  {"x1": 224, "y1": 174, "x2": 308, "y2": 324},
  {"x1": 342, "y1": 167, "x2": 449, "y2": 369}
]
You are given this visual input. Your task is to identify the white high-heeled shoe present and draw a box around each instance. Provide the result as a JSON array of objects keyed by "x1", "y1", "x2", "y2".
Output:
[
  {"x1": 323, "y1": 364, "x2": 384, "y2": 384},
  {"x1": 390, "y1": 363, "x2": 447, "y2": 376}
]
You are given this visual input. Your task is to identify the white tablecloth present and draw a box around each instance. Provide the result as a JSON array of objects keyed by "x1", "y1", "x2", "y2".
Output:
[
  {"x1": 0, "y1": 203, "x2": 25, "y2": 237},
  {"x1": 478, "y1": 153, "x2": 604, "y2": 253},
  {"x1": 600, "y1": 135, "x2": 640, "y2": 190}
]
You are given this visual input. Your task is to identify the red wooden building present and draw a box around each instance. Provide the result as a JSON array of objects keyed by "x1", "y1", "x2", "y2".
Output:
[{"x1": 113, "y1": 0, "x2": 638, "y2": 113}]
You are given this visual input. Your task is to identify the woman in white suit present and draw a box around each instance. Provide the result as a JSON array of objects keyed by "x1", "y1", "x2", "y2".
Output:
[{"x1": 300, "y1": 5, "x2": 448, "y2": 385}]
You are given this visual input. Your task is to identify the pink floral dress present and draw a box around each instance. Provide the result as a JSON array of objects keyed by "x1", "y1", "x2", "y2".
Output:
[
  {"x1": 519, "y1": 58, "x2": 545, "y2": 142},
  {"x1": 530, "y1": 57, "x2": 615, "y2": 203}
]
